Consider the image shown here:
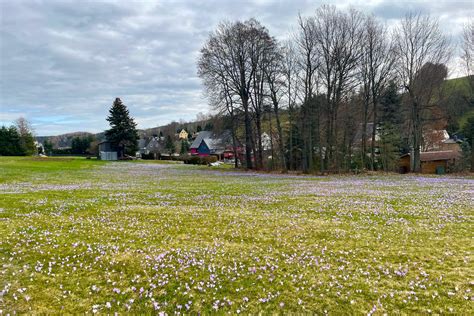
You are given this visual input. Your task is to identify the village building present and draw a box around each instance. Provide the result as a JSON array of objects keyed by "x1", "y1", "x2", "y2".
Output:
[
  {"x1": 399, "y1": 150, "x2": 460, "y2": 174},
  {"x1": 178, "y1": 129, "x2": 189, "y2": 140},
  {"x1": 190, "y1": 130, "x2": 238, "y2": 160},
  {"x1": 261, "y1": 132, "x2": 272, "y2": 151},
  {"x1": 98, "y1": 140, "x2": 118, "y2": 160},
  {"x1": 440, "y1": 138, "x2": 462, "y2": 152},
  {"x1": 136, "y1": 139, "x2": 148, "y2": 156},
  {"x1": 145, "y1": 137, "x2": 165, "y2": 159}
]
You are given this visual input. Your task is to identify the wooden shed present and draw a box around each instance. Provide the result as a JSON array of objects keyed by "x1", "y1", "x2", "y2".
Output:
[
  {"x1": 399, "y1": 150, "x2": 460, "y2": 174},
  {"x1": 98, "y1": 141, "x2": 119, "y2": 161}
]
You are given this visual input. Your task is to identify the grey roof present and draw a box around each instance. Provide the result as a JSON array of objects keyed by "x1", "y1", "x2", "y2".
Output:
[
  {"x1": 138, "y1": 139, "x2": 147, "y2": 148},
  {"x1": 190, "y1": 130, "x2": 234, "y2": 152},
  {"x1": 442, "y1": 139, "x2": 458, "y2": 144},
  {"x1": 190, "y1": 131, "x2": 213, "y2": 149},
  {"x1": 146, "y1": 137, "x2": 164, "y2": 153}
]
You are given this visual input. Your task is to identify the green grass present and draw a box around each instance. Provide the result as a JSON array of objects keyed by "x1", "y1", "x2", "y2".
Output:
[{"x1": 0, "y1": 157, "x2": 472, "y2": 313}]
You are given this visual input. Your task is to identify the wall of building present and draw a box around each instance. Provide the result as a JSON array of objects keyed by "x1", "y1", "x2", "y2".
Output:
[
  {"x1": 399, "y1": 156, "x2": 410, "y2": 173},
  {"x1": 440, "y1": 143, "x2": 461, "y2": 152},
  {"x1": 100, "y1": 151, "x2": 117, "y2": 161},
  {"x1": 399, "y1": 156, "x2": 450, "y2": 174},
  {"x1": 421, "y1": 160, "x2": 447, "y2": 174}
]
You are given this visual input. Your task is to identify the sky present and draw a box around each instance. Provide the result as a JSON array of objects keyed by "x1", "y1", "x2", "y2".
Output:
[{"x1": 1, "y1": 0, "x2": 472, "y2": 136}]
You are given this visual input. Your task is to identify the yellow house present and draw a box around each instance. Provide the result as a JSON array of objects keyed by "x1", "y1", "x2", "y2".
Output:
[{"x1": 178, "y1": 129, "x2": 188, "y2": 140}]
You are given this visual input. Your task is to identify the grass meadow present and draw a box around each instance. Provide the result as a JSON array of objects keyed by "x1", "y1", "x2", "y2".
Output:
[{"x1": 0, "y1": 157, "x2": 472, "y2": 314}]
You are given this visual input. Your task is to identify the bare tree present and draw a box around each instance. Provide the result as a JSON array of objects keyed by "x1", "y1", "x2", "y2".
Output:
[
  {"x1": 204, "y1": 77, "x2": 240, "y2": 168},
  {"x1": 264, "y1": 43, "x2": 287, "y2": 171},
  {"x1": 313, "y1": 5, "x2": 365, "y2": 171},
  {"x1": 393, "y1": 12, "x2": 450, "y2": 172},
  {"x1": 461, "y1": 20, "x2": 474, "y2": 78},
  {"x1": 198, "y1": 20, "x2": 275, "y2": 169},
  {"x1": 15, "y1": 117, "x2": 36, "y2": 155},
  {"x1": 359, "y1": 15, "x2": 395, "y2": 170},
  {"x1": 281, "y1": 40, "x2": 299, "y2": 170},
  {"x1": 248, "y1": 29, "x2": 277, "y2": 169},
  {"x1": 295, "y1": 14, "x2": 319, "y2": 172}
]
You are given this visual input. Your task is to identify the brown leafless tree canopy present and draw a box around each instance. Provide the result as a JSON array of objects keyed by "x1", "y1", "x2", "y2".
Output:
[
  {"x1": 393, "y1": 12, "x2": 450, "y2": 172},
  {"x1": 197, "y1": 6, "x2": 465, "y2": 173}
]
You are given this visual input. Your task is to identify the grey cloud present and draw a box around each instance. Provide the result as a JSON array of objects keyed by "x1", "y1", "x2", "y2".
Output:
[{"x1": 0, "y1": 0, "x2": 472, "y2": 135}]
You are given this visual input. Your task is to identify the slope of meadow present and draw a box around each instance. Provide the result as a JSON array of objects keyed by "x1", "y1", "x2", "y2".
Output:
[{"x1": 0, "y1": 157, "x2": 472, "y2": 314}]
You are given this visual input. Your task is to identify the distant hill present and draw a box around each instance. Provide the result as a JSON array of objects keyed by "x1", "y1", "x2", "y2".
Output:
[
  {"x1": 441, "y1": 75, "x2": 474, "y2": 132},
  {"x1": 37, "y1": 76, "x2": 472, "y2": 148},
  {"x1": 36, "y1": 132, "x2": 99, "y2": 148},
  {"x1": 36, "y1": 117, "x2": 217, "y2": 148}
]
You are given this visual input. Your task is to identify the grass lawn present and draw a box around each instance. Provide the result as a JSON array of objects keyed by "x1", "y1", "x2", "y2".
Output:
[{"x1": 0, "y1": 157, "x2": 472, "y2": 314}]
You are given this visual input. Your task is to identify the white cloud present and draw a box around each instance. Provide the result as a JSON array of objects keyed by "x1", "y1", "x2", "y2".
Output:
[{"x1": 0, "y1": 0, "x2": 472, "y2": 135}]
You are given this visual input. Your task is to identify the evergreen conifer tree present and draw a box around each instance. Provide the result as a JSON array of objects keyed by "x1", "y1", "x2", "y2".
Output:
[
  {"x1": 462, "y1": 116, "x2": 474, "y2": 172},
  {"x1": 180, "y1": 139, "x2": 190, "y2": 155},
  {"x1": 0, "y1": 126, "x2": 22, "y2": 155},
  {"x1": 378, "y1": 82, "x2": 403, "y2": 171},
  {"x1": 105, "y1": 98, "x2": 139, "y2": 156},
  {"x1": 165, "y1": 135, "x2": 175, "y2": 155}
]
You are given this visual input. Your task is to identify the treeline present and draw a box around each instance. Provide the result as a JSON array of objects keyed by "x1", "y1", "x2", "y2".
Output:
[
  {"x1": 0, "y1": 118, "x2": 36, "y2": 156},
  {"x1": 198, "y1": 5, "x2": 474, "y2": 172},
  {"x1": 43, "y1": 134, "x2": 96, "y2": 156}
]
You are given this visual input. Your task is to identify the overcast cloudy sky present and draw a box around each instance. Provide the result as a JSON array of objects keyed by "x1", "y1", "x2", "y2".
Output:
[{"x1": 1, "y1": 0, "x2": 472, "y2": 135}]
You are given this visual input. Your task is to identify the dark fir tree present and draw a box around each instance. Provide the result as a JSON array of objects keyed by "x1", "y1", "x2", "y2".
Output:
[
  {"x1": 105, "y1": 98, "x2": 139, "y2": 157},
  {"x1": 165, "y1": 135, "x2": 175, "y2": 155},
  {"x1": 0, "y1": 126, "x2": 22, "y2": 156},
  {"x1": 71, "y1": 135, "x2": 94, "y2": 155},
  {"x1": 204, "y1": 122, "x2": 213, "y2": 131},
  {"x1": 378, "y1": 81, "x2": 402, "y2": 171},
  {"x1": 462, "y1": 116, "x2": 474, "y2": 172},
  {"x1": 43, "y1": 140, "x2": 53, "y2": 156},
  {"x1": 180, "y1": 139, "x2": 190, "y2": 155}
]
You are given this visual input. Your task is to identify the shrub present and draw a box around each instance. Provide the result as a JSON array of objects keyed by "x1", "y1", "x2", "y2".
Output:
[
  {"x1": 141, "y1": 153, "x2": 155, "y2": 160},
  {"x1": 182, "y1": 155, "x2": 218, "y2": 165}
]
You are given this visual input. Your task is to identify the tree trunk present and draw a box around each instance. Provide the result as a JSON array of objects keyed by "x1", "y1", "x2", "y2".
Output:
[
  {"x1": 242, "y1": 97, "x2": 253, "y2": 169},
  {"x1": 273, "y1": 99, "x2": 287, "y2": 172},
  {"x1": 268, "y1": 112, "x2": 275, "y2": 170},
  {"x1": 471, "y1": 139, "x2": 474, "y2": 172},
  {"x1": 288, "y1": 107, "x2": 294, "y2": 170},
  {"x1": 370, "y1": 99, "x2": 377, "y2": 171},
  {"x1": 255, "y1": 111, "x2": 264, "y2": 170},
  {"x1": 412, "y1": 102, "x2": 422, "y2": 173},
  {"x1": 362, "y1": 97, "x2": 369, "y2": 169},
  {"x1": 229, "y1": 114, "x2": 238, "y2": 169}
]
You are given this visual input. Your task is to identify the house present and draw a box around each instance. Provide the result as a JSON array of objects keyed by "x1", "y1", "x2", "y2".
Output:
[
  {"x1": 261, "y1": 132, "x2": 272, "y2": 151},
  {"x1": 98, "y1": 141, "x2": 118, "y2": 160},
  {"x1": 145, "y1": 137, "x2": 165, "y2": 159},
  {"x1": 178, "y1": 129, "x2": 189, "y2": 140},
  {"x1": 137, "y1": 139, "x2": 148, "y2": 156},
  {"x1": 399, "y1": 150, "x2": 460, "y2": 174},
  {"x1": 440, "y1": 138, "x2": 462, "y2": 152},
  {"x1": 190, "y1": 131, "x2": 213, "y2": 156},
  {"x1": 190, "y1": 130, "x2": 239, "y2": 160}
]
